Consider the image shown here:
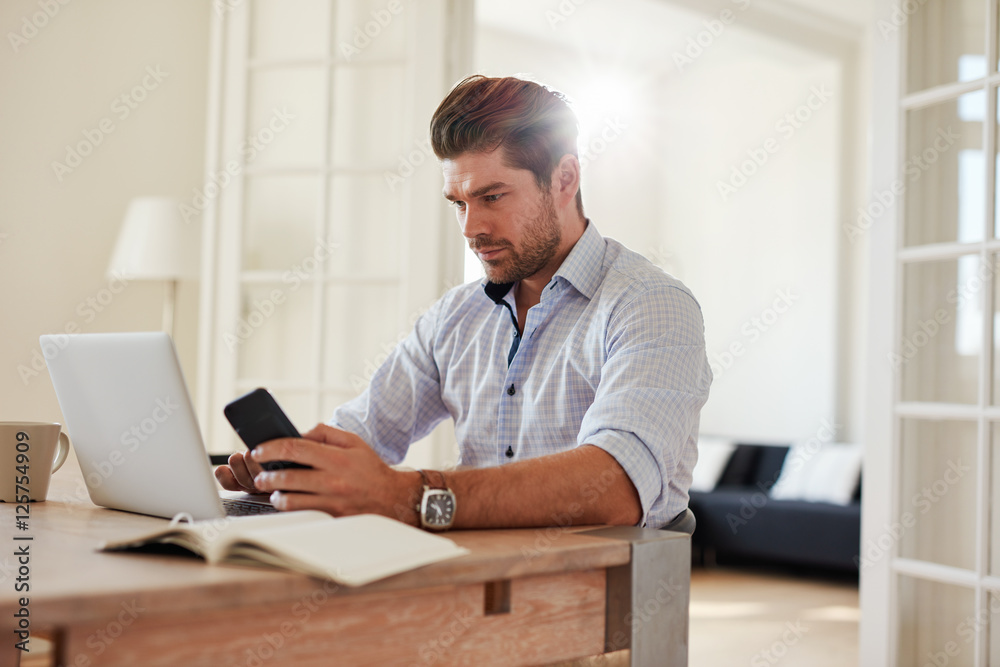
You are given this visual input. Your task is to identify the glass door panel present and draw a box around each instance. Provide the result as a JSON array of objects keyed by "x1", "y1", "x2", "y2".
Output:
[
  {"x1": 323, "y1": 283, "x2": 401, "y2": 389},
  {"x1": 235, "y1": 283, "x2": 316, "y2": 384},
  {"x1": 333, "y1": 0, "x2": 409, "y2": 62},
  {"x1": 906, "y1": 0, "x2": 986, "y2": 93},
  {"x1": 251, "y1": 0, "x2": 331, "y2": 61},
  {"x1": 243, "y1": 175, "x2": 323, "y2": 271},
  {"x1": 904, "y1": 92, "x2": 984, "y2": 246},
  {"x1": 899, "y1": 419, "x2": 978, "y2": 570},
  {"x1": 897, "y1": 576, "x2": 975, "y2": 667},
  {"x1": 247, "y1": 68, "x2": 329, "y2": 170},
  {"x1": 330, "y1": 65, "x2": 407, "y2": 168},
  {"x1": 901, "y1": 257, "x2": 981, "y2": 403},
  {"x1": 327, "y1": 173, "x2": 404, "y2": 279}
]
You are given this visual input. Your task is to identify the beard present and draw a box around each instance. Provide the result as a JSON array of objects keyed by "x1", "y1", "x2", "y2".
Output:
[{"x1": 471, "y1": 192, "x2": 562, "y2": 285}]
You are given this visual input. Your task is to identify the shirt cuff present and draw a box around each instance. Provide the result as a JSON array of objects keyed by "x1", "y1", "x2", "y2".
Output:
[{"x1": 583, "y1": 429, "x2": 662, "y2": 527}]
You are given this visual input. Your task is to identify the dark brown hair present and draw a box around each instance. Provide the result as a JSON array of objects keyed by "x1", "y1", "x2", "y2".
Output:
[{"x1": 430, "y1": 75, "x2": 583, "y2": 215}]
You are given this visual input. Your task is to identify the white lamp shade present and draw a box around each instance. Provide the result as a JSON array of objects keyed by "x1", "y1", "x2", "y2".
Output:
[{"x1": 107, "y1": 197, "x2": 200, "y2": 281}]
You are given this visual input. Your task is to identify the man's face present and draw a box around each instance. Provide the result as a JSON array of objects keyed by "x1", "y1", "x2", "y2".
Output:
[{"x1": 442, "y1": 150, "x2": 561, "y2": 285}]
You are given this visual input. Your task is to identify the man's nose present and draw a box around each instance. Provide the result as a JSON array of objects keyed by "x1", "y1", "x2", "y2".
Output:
[{"x1": 461, "y1": 207, "x2": 490, "y2": 239}]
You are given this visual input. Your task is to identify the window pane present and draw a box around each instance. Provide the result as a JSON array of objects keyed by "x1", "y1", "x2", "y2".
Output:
[
  {"x1": 323, "y1": 283, "x2": 400, "y2": 388},
  {"x1": 992, "y1": 254, "x2": 1000, "y2": 404},
  {"x1": 330, "y1": 65, "x2": 406, "y2": 168},
  {"x1": 904, "y1": 91, "x2": 984, "y2": 246},
  {"x1": 897, "y1": 576, "x2": 974, "y2": 667},
  {"x1": 243, "y1": 175, "x2": 322, "y2": 271},
  {"x1": 900, "y1": 258, "x2": 980, "y2": 404},
  {"x1": 990, "y1": 590, "x2": 1000, "y2": 664},
  {"x1": 267, "y1": 390, "x2": 318, "y2": 434},
  {"x1": 995, "y1": 88, "x2": 1000, "y2": 238},
  {"x1": 247, "y1": 68, "x2": 327, "y2": 169},
  {"x1": 235, "y1": 283, "x2": 315, "y2": 384},
  {"x1": 992, "y1": 423, "x2": 1000, "y2": 574},
  {"x1": 333, "y1": 0, "x2": 408, "y2": 62},
  {"x1": 251, "y1": 0, "x2": 330, "y2": 61},
  {"x1": 900, "y1": 419, "x2": 977, "y2": 570},
  {"x1": 907, "y1": 0, "x2": 986, "y2": 93},
  {"x1": 328, "y1": 174, "x2": 404, "y2": 279}
]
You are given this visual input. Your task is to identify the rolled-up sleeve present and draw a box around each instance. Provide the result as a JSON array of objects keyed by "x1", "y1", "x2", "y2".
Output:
[{"x1": 578, "y1": 283, "x2": 713, "y2": 528}]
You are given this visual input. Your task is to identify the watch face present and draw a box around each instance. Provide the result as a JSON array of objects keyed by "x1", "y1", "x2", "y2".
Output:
[{"x1": 423, "y1": 490, "x2": 455, "y2": 528}]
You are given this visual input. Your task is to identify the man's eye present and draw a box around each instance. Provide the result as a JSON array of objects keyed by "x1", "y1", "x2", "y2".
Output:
[
  {"x1": 451, "y1": 200, "x2": 466, "y2": 210},
  {"x1": 484, "y1": 193, "x2": 503, "y2": 203}
]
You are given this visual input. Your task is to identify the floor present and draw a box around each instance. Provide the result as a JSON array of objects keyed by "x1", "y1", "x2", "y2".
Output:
[{"x1": 690, "y1": 566, "x2": 860, "y2": 667}]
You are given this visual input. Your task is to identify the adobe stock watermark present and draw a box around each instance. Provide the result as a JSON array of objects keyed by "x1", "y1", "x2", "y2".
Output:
[
  {"x1": 579, "y1": 116, "x2": 628, "y2": 170},
  {"x1": 727, "y1": 418, "x2": 839, "y2": 534},
  {"x1": 8, "y1": 0, "x2": 72, "y2": 53},
  {"x1": 179, "y1": 107, "x2": 295, "y2": 223},
  {"x1": 84, "y1": 397, "x2": 180, "y2": 489},
  {"x1": 887, "y1": 254, "x2": 998, "y2": 370},
  {"x1": 876, "y1": 0, "x2": 930, "y2": 41},
  {"x1": 606, "y1": 576, "x2": 686, "y2": 652},
  {"x1": 223, "y1": 237, "x2": 340, "y2": 351},
  {"x1": 521, "y1": 464, "x2": 627, "y2": 562},
  {"x1": 672, "y1": 0, "x2": 752, "y2": 73},
  {"x1": 709, "y1": 288, "x2": 799, "y2": 380},
  {"x1": 338, "y1": 0, "x2": 404, "y2": 61},
  {"x1": 408, "y1": 609, "x2": 477, "y2": 666},
  {"x1": 855, "y1": 459, "x2": 970, "y2": 570},
  {"x1": 238, "y1": 577, "x2": 343, "y2": 666},
  {"x1": 74, "y1": 600, "x2": 146, "y2": 666},
  {"x1": 18, "y1": 272, "x2": 132, "y2": 385},
  {"x1": 546, "y1": 0, "x2": 590, "y2": 30},
  {"x1": 843, "y1": 126, "x2": 959, "y2": 243},
  {"x1": 214, "y1": 0, "x2": 243, "y2": 17},
  {"x1": 384, "y1": 86, "x2": 492, "y2": 192},
  {"x1": 384, "y1": 137, "x2": 434, "y2": 192},
  {"x1": 919, "y1": 593, "x2": 1000, "y2": 667},
  {"x1": 51, "y1": 65, "x2": 169, "y2": 183},
  {"x1": 717, "y1": 84, "x2": 833, "y2": 202},
  {"x1": 750, "y1": 620, "x2": 810, "y2": 667}
]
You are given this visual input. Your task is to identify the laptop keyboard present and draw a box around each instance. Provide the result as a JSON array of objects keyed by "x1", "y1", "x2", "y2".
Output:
[{"x1": 222, "y1": 498, "x2": 279, "y2": 516}]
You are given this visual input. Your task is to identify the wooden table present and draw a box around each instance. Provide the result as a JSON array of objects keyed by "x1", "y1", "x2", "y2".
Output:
[{"x1": 1, "y1": 469, "x2": 689, "y2": 666}]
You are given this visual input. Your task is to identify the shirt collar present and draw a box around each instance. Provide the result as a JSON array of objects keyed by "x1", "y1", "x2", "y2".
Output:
[
  {"x1": 550, "y1": 220, "x2": 605, "y2": 300},
  {"x1": 481, "y1": 219, "x2": 606, "y2": 303}
]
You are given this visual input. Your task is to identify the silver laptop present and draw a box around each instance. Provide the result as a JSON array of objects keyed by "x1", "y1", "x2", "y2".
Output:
[{"x1": 41, "y1": 332, "x2": 273, "y2": 520}]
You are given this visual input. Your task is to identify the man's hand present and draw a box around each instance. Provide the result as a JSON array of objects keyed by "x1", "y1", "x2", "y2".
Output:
[
  {"x1": 217, "y1": 424, "x2": 420, "y2": 522},
  {"x1": 215, "y1": 450, "x2": 265, "y2": 493}
]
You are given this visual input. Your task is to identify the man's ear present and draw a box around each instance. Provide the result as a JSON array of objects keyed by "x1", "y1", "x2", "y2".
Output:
[{"x1": 551, "y1": 154, "x2": 581, "y2": 210}]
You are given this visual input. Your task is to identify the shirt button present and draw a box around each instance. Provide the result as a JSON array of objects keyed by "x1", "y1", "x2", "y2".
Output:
[
  {"x1": 506, "y1": 384, "x2": 516, "y2": 396},
  {"x1": 505, "y1": 446, "x2": 514, "y2": 458}
]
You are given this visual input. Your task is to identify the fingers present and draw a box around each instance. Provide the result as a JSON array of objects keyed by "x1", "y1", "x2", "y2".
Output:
[
  {"x1": 268, "y1": 490, "x2": 342, "y2": 515},
  {"x1": 250, "y1": 434, "x2": 346, "y2": 469},
  {"x1": 226, "y1": 452, "x2": 262, "y2": 493},
  {"x1": 300, "y1": 423, "x2": 359, "y2": 447},
  {"x1": 214, "y1": 465, "x2": 244, "y2": 492},
  {"x1": 253, "y1": 468, "x2": 333, "y2": 495}
]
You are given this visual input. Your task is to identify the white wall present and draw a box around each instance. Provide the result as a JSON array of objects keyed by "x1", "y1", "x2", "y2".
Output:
[
  {"x1": 661, "y1": 43, "x2": 842, "y2": 443},
  {"x1": 0, "y1": 1, "x2": 210, "y2": 423}
]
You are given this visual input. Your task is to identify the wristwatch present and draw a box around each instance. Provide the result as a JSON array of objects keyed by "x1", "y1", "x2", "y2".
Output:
[{"x1": 417, "y1": 469, "x2": 456, "y2": 531}]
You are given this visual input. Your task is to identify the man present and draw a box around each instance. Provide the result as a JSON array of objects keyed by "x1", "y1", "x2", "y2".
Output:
[{"x1": 217, "y1": 75, "x2": 712, "y2": 530}]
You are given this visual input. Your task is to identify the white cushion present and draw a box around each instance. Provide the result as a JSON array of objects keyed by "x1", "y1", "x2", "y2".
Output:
[
  {"x1": 689, "y1": 436, "x2": 737, "y2": 492},
  {"x1": 769, "y1": 441, "x2": 863, "y2": 505}
]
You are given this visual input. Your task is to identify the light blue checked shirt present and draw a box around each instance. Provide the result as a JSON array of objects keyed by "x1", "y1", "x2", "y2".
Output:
[{"x1": 331, "y1": 222, "x2": 713, "y2": 528}]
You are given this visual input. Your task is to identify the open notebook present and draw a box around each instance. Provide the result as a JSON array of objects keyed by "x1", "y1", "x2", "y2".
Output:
[{"x1": 101, "y1": 511, "x2": 469, "y2": 587}]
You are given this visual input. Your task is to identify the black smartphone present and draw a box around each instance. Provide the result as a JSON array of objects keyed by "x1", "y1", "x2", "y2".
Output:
[{"x1": 223, "y1": 388, "x2": 311, "y2": 470}]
